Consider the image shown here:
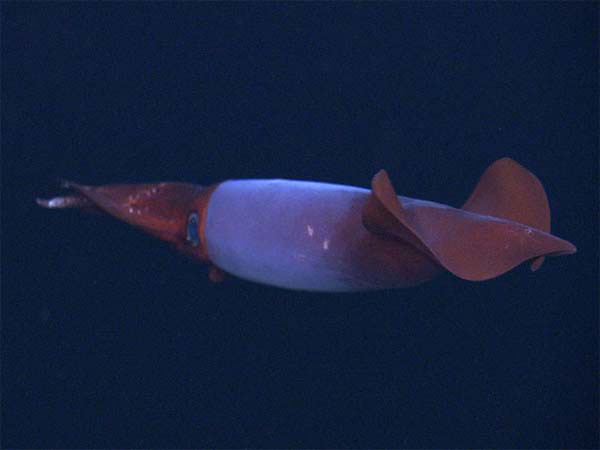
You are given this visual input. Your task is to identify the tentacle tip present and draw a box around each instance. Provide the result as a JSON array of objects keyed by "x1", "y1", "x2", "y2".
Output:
[
  {"x1": 58, "y1": 178, "x2": 79, "y2": 190},
  {"x1": 208, "y1": 266, "x2": 226, "y2": 283},
  {"x1": 36, "y1": 196, "x2": 67, "y2": 209},
  {"x1": 35, "y1": 197, "x2": 51, "y2": 208},
  {"x1": 35, "y1": 194, "x2": 93, "y2": 209}
]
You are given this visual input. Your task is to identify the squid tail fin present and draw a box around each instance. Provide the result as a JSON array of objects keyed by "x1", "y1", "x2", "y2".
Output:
[
  {"x1": 362, "y1": 158, "x2": 576, "y2": 281},
  {"x1": 462, "y1": 157, "x2": 551, "y2": 271}
]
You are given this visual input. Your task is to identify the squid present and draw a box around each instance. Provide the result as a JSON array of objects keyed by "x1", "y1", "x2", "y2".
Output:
[{"x1": 37, "y1": 158, "x2": 575, "y2": 292}]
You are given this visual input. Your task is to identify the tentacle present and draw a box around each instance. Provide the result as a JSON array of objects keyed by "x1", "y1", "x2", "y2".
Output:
[{"x1": 36, "y1": 194, "x2": 95, "y2": 209}]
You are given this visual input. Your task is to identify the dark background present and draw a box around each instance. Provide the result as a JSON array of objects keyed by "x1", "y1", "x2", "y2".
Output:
[{"x1": 2, "y1": 3, "x2": 598, "y2": 448}]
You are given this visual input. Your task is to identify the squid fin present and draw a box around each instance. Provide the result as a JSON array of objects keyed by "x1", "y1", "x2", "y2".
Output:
[
  {"x1": 462, "y1": 157, "x2": 551, "y2": 271},
  {"x1": 362, "y1": 159, "x2": 576, "y2": 281}
]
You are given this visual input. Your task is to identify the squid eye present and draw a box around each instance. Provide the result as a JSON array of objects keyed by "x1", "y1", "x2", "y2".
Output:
[{"x1": 186, "y1": 212, "x2": 199, "y2": 247}]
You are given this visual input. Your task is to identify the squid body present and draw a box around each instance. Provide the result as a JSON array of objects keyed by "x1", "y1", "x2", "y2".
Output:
[{"x1": 37, "y1": 158, "x2": 576, "y2": 291}]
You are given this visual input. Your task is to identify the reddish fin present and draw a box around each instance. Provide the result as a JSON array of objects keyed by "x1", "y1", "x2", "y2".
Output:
[
  {"x1": 362, "y1": 163, "x2": 576, "y2": 282},
  {"x1": 462, "y1": 158, "x2": 551, "y2": 231},
  {"x1": 462, "y1": 157, "x2": 551, "y2": 271},
  {"x1": 362, "y1": 170, "x2": 436, "y2": 259}
]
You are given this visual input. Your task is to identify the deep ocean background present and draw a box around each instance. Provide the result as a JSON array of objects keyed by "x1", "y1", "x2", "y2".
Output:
[{"x1": 2, "y1": 3, "x2": 598, "y2": 448}]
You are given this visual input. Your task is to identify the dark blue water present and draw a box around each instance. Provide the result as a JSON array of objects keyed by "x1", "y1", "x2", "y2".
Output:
[{"x1": 3, "y1": 3, "x2": 598, "y2": 448}]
